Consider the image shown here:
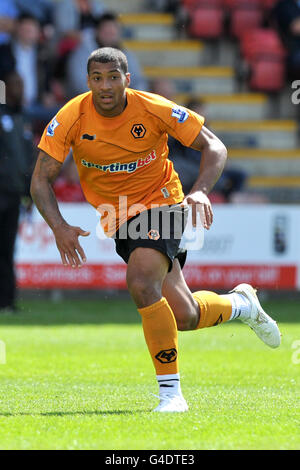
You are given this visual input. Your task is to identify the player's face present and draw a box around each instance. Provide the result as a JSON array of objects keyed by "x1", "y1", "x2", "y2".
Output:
[{"x1": 87, "y1": 61, "x2": 130, "y2": 117}]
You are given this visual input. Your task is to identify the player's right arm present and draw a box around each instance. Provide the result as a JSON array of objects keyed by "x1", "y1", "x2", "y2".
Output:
[{"x1": 30, "y1": 150, "x2": 90, "y2": 268}]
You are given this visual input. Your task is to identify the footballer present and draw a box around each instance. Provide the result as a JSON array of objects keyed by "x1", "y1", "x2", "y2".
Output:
[{"x1": 30, "y1": 47, "x2": 281, "y2": 412}]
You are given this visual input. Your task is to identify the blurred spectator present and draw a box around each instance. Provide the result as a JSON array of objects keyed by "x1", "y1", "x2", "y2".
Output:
[
  {"x1": 53, "y1": 0, "x2": 105, "y2": 39},
  {"x1": 150, "y1": 79, "x2": 204, "y2": 194},
  {"x1": 147, "y1": 0, "x2": 189, "y2": 38},
  {"x1": 53, "y1": 155, "x2": 86, "y2": 202},
  {"x1": 149, "y1": 83, "x2": 248, "y2": 202},
  {"x1": 150, "y1": 77, "x2": 177, "y2": 101},
  {"x1": 272, "y1": 0, "x2": 300, "y2": 79},
  {"x1": 0, "y1": 0, "x2": 19, "y2": 45},
  {"x1": 65, "y1": 11, "x2": 148, "y2": 98},
  {"x1": 214, "y1": 167, "x2": 247, "y2": 202},
  {"x1": 14, "y1": 0, "x2": 53, "y2": 27},
  {"x1": 148, "y1": 0, "x2": 181, "y2": 13},
  {"x1": 52, "y1": 0, "x2": 105, "y2": 95},
  {"x1": 0, "y1": 0, "x2": 18, "y2": 77},
  {"x1": 0, "y1": 70, "x2": 34, "y2": 312},
  {"x1": 170, "y1": 97, "x2": 248, "y2": 202},
  {"x1": 169, "y1": 98, "x2": 212, "y2": 195},
  {"x1": 12, "y1": 14, "x2": 59, "y2": 126}
]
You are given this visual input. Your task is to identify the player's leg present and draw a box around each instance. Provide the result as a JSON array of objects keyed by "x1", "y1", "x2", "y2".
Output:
[
  {"x1": 162, "y1": 261, "x2": 281, "y2": 348},
  {"x1": 162, "y1": 259, "x2": 232, "y2": 330},
  {"x1": 126, "y1": 247, "x2": 188, "y2": 412},
  {"x1": 162, "y1": 259, "x2": 199, "y2": 330}
]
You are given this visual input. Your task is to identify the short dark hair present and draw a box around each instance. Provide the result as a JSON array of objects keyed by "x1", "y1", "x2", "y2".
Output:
[
  {"x1": 95, "y1": 11, "x2": 119, "y2": 28},
  {"x1": 17, "y1": 13, "x2": 40, "y2": 25},
  {"x1": 87, "y1": 47, "x2": 128, "y2": 74}
]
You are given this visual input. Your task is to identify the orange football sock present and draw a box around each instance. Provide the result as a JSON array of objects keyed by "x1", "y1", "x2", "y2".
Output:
[
  {"x1": 138, "y1": 297, "x2": 179, "y2": 376},
  {"x1": 192, "y1": 291, "x2": 232, "y2": 329}
]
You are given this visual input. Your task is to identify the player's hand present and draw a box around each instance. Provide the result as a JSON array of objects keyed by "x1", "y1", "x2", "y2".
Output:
[
  {"x1": 182, "y1": 190, "x2": 213, "y2": 230},
  {"x1": 53, "y1": 223, "x2": 90, "y2": 268}
]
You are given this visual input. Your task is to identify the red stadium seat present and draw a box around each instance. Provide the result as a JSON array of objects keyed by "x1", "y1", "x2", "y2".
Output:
[
  {"x1": 241, "y1": 29, "x2": 286, "y2": 61},
  {"x1": 182, "y1": 0, "x2": 198, "y2": 10},
  {"x1": 230, "y1": 6, "x2": 263, "y2": 39},
  {"x1": 222, "y1": 0, "x2": 235, "y2": 8},
  {"x1": 249, "y1": 58, "x2": 285, "y2": 92},
  {"x1": 240, "y1": 29, "x2": 286, "y2": 93},
  {"x1": 188, "y1": 6, "x2": 225, "y2": 39}
]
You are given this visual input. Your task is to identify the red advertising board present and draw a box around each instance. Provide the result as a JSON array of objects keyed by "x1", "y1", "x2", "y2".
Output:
[
  {"x1": 15, "y1": 204, "x2": 300, "y2": 290},
  {"x1": 16, "y1": 263, "x2": 297, "y2": 290}
]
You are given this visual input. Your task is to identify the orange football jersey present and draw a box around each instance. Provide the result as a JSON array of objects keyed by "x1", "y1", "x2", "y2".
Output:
[{"x1": 38, "y1": 89, "x2": 204, "y2": 235}]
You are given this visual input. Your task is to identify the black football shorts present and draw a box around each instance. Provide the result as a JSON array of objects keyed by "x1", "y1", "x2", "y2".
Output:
[{"x1": 114, "y1": 204, "x2": 188, "y2": 272}]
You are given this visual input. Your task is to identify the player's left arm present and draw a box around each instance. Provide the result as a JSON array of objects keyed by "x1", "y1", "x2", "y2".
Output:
[{"x1": 183, "y1": 125, "x2": 227, "y2": 229}]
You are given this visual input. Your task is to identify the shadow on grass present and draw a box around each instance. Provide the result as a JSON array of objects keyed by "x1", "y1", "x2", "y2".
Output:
[
  {"x1": 0, "y1": 299, "x2": 141, "y2": 326},
  {"x1": 0, "y1": 298, "x2": 298, "y2": 326},
  {"x1": 0, "y1": 410, "x2": 149, "y2": 417}
]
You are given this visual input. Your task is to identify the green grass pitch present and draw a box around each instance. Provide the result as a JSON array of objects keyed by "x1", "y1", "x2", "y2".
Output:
[{"x1": 0, "y1": 296, "x2": 299, "y2": 450}]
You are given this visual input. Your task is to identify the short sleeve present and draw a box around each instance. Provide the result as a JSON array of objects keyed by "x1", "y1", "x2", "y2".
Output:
[
  {"x1": 155, "y1": 99, "x2": 205, "y2": 147},
  {"x1": 38, "y1": 109, "x2": 79, "y2": 163}
]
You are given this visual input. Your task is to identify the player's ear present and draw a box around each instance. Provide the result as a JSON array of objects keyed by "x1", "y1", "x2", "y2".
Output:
[
  {"x1": 87, "y1": 74, "x2": 91, "y2": 90},
  {"x1": 125, "y1": 73, "x2": 131, "y2": 88}
]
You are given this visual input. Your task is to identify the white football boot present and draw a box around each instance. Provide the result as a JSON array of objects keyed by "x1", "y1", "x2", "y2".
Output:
[
  {"x1": 153, "y1": 394, "x2": 189, "y2": 413},
  {"x1": 229, "y1": 283, "x2": 281, "y2": 348}
]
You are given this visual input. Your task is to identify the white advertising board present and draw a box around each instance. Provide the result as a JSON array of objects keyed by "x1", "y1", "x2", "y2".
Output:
[{"x1": 15, "y1": 204, "x2": 300, "y2": 290}]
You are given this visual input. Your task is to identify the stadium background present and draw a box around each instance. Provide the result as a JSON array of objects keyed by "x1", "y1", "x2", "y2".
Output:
[
  {"x1": 0, "y1": 0, "x2": 300, "y2": 452},
  {"x1": 2, "y1": 0, "x2": 298, "y2": 298}
]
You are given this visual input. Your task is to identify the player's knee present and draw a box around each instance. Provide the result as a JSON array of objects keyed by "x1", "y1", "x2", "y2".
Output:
[
  {"x1": 126, "y1": 273, "x2": 162, "y2": 308},
  {"x1": 176, "y1": 318, "x2": 190, "y2": 331},
  {"x1": 170, "y1": 297, "x2": 200, "y2": 331},
  {"x1": 176, "y1": 315, "x2": 198, "y2": 331}
]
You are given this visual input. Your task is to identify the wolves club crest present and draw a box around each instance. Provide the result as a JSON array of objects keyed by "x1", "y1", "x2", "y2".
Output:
[{"x1": 131, "y1": 123, "x2": 146, "y2": 138}]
